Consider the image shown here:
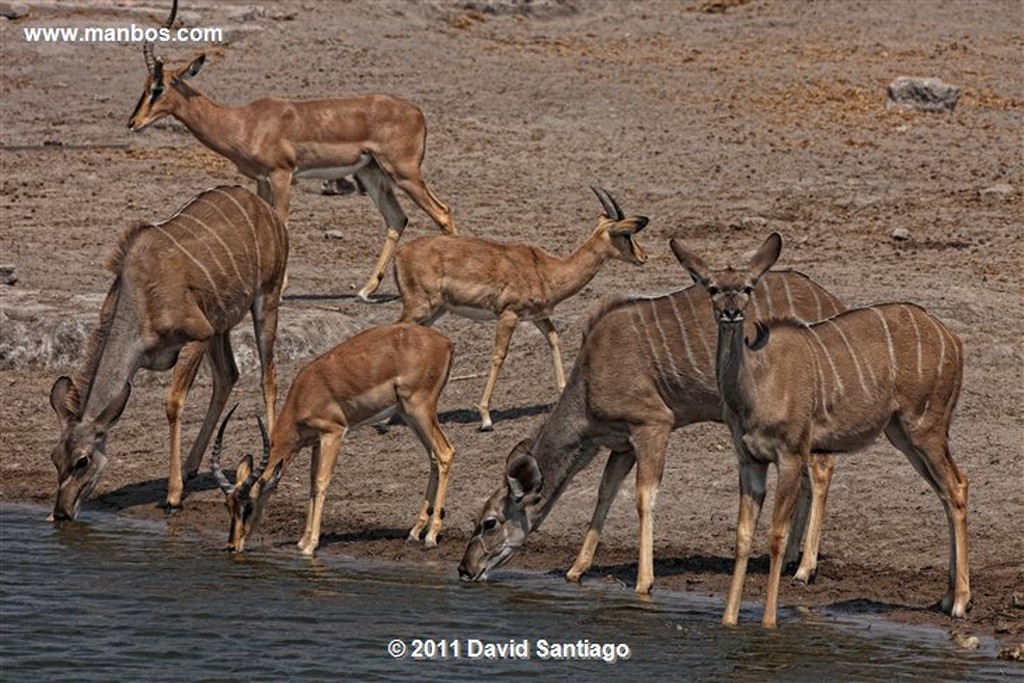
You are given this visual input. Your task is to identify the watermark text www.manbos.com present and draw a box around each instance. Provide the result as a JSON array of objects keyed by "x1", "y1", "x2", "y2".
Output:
[
  {"x1": 23, "y1": 24, "x2": 222, "y2": 44},
  {"x1": 387, "y1": 637, "x2": 633, "y2": 664}
]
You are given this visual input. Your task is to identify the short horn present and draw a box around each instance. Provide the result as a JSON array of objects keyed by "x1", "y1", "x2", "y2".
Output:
[
  {"x1": 591, "y1": 185, "x2": 624, "y2": 220},
  {"x1": 211, "y1": 403, "x2": 239, "y2": 495}
]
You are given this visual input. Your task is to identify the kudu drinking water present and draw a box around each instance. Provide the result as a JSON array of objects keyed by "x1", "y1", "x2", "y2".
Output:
[
  {"x1": 49, "y1": 185, "x2": 287, "y2": 519},
  {"x1": 127, "y1": 0, "x2": 455, "y2": 301},
  {"x1": 211, "y1": 324, "x2": 456, "y2": 554},
  {"x1": 671, "y1": 232, "x2": 969, "y2": 627},
  {"x1": 459, "y1": 251, "x2": 845, "y2": 593}
]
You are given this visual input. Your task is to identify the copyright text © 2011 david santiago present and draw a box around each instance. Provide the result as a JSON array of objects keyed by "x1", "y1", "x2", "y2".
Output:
[{"x1": 387, "y1": 637, "x2": 633, "y2": 663}]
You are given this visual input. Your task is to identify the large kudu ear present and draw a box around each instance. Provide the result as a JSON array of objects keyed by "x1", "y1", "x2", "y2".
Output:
[
  {"x1": 173, "y1": 53, "x2": 205, "y2": 84},
  {"x1": 669, "y1": 238, "x2": 711, "y2": 287},
  {"x1": 506, "y1": 439, "x2": 542, "y2": 504},
  {"x1": 49, "y1": 376, "x2": 78, "y2": 425},
  {"x1": 746, "y1": 232, "x2": 783, "y2": 279},
  {"x1": 94, "y1": 383, "x2": 132, "y2": 435}
]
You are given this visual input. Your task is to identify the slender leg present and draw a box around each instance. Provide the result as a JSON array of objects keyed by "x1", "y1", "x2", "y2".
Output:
[
  {"x1": 533, "y1": 318, "x2": 566, "y2": 392},
  {"x1": 251, "y1": 293, "x2": 280, "y2": 432},
  {"x1": 478, "y1": 311, "x2": 518, "y2": 432},
  {"x1": 567, "y1": 447, "x2": 635, "y2": 582},
  {"x1": 632, "y1": 422, "x2": 673, "y2": 595},
  {"x1": 723, "y1": 447, "x2": 768, "y2": 627},
  {"x1": 403, "y1": 401, "x2": 456, "y2": 548},
  {"x1": 298, "y1": 430, "x2": 344, "y2": 556},
  {"x1": 885, "y1": 421, "x2": 971, "y2": 617},
  {"x1": 783, "y1": 463, "x2": 811, "y2": 569},
  {"x1": 762, "y1": 452, "x2": 804, "y2": 628},
  {"x1": 355, "y1": 164, "x2": 408, "y2": 301},
  {"x1": 374, "y1": 154, "x2": 455, "y2": 235},
  {"x1": 181, "y1": 333, "x2": 239, "y2": 480},
  {"x1": 297, "y1": 442, "x2": 321, "y2": 552},
  {"x1": 793, "y1": 453, "x2": 835, "y2": 583},
  {"x1": 164, "y1": 341, "x2": 206, "y2": 510}
]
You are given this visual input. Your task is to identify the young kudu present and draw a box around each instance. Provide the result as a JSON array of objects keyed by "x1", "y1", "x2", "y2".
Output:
[
  {"x1": 458, "y1": 263, "x2": 845, "y2": 593},
  {"x1": 671, "y1": 232, "x2": 969, "y2": 627},
  {"x1": 49, "y1": 185, "x2": 287, "y2": 520},
  {"x1": 211, "y1": 324, "x2": 456, "y2": 554},
  {"x1": 394, "y1": 187, "x2": 648, "y2": 431},
  {"x1": 127, "y1": 0, "x2": 454, "y2": 301}
]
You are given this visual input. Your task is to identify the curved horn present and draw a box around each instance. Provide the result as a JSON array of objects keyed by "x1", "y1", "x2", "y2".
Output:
[
  {"x1": 143, "y1": 0, "x2": 178, "y2": 73},
  {"x1": 591, "y1": 185, "x2": 624, "y2": 220},
  {"x1": 210, "y1": 402, "x2": 239, "y2": 495},
  {"x1": 238, "y1": 415, "x2": 271, "y2": 496}
]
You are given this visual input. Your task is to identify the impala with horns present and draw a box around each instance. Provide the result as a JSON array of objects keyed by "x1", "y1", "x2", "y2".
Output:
[
  {"x1": 49, "y1": 185, "x2": 287, "y2": 520},
  {"x1": 212, "y1": 324, "x2": 456, "y2": 554},
  {"x1": 459, "y1": 253, "x2": 845, "y2": 592},
  {"x1": 671, "y1": 232, "x2": 970, "y2": 627},
  {"x1": 394, "y1": 186, "x2": 648, "y2": 431},
  {"x1": 128, "y1": 0, "x2": 455, "y2": 301}
]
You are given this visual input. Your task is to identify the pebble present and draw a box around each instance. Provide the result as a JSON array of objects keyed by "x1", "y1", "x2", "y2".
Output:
[{"x1": 891, "y1": 227, "x2": 911, "y2": 241}]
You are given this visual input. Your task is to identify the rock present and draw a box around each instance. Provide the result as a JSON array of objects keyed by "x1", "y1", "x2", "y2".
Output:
[
  {"x1": 980, "y1": 183, "x2": 1016, "y2": 201},
  {"x1": 0, "y1": 265, "x2": 16, "y2": 285},
  {"x1": 730, "y1": 216, "x2": 768, "y2": 231},
  {"x1": 886, "y1": 77, "x2": 961, "y2": 113},
  {"x1": 324, "y1": 230, "x2": 345, "y2": 240},
  {"x1": 0, "y1": 2, "x2": 29, "y2": 19},
  {"x1": 951, "y1": 633, "x2": 979, "y2": 650},
  {"x1": 891, "y1": 227, "x2": 911, "y2": 241},
  {"x1": 227, "y1": 5, "x2": 265, "y2": 23},
  {"x1": 1012, "y1": 591, "x2": 1024, "y2": 608},
  {"x1": 998, "y1": 643, "x2": 1024, "y2": 662},
  {"x1": 177, "y1": 10, "x2": 203, "y2": 26}
]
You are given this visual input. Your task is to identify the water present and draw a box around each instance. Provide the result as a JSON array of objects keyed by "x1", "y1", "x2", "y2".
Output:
[{"x1": 0, "y1": 504, "x2": 1007, "y2": 682}]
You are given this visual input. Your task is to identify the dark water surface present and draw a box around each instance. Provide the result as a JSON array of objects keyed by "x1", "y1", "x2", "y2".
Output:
[{"x1": 0, "y1": 503, "x2": 1007, "y2": 681}]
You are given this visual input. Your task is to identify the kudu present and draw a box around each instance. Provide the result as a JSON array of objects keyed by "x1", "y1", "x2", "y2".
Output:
[
  {"x1": 671, "y1": 232, "x2": 969, "y2": 627},
  {"x1": 49, "y1": 185, "x2": 287, "y2": 519},
  {"x1": 394, "y1": 187, "x2": 648, "y2": 431},
  {"x1": 211, "y1": 324, "x2": 456, "y2": 554},
  {"x1": 127, "y1": 0, "x2": 455, "y2": 301},
  {"x1": 458, "y1": 258, "x2": 845, "y2": 593}
]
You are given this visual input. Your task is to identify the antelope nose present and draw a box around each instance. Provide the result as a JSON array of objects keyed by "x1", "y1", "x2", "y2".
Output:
[{"x1": 457, "y1": 563, "x2": 472, "y2": 580}]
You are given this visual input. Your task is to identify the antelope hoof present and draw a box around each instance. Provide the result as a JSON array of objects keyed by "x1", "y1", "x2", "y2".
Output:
[
  {"x1": 163, "y1": 501, "x2": 183, "y2": 515},
  {"x1": 478, "y1": 415, "x2": 494, "y2": 432},
  {"x1": 792, "y1": 567, "x2": 816, "y2": 585},
  {"x1": 565, "y1": 568, "x2": 583, "y2": 583},
  {"x1": 423, "y1": 537, "x2": 439, "y2": 550}
]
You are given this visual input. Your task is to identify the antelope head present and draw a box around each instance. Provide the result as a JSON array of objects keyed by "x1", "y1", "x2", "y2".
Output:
[
  {"x1": 591, "y1": 185, "x2": 649, "y2": 265},
  {"x1": 48, "y1": 376, "x2": 131, "y2": 521},
  {"x1": 670, "y1": 232, "x2": 782, "y2": 325},
  {"x1": 127, "y1": 0, "x2": 206, "y2": 132},
  {"x1": 210, "y1": 405, "x2": 282, "y2": 552},
  {"x1": 458, "y1": 439, "x2": 542, "y2": 581}
]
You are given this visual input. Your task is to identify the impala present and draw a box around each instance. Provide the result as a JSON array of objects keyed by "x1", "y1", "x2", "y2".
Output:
[
  {"x1": 394, "y1": 186, "x2": 648, "y2": 431},
  {"x1": 127, "y1": 0, "x2": 455, "y2": 301},
  {"x1": 49, "y1": 185, "x2": 287, "y2": 519},
  {"x1": 458, "y1": 258, "x2": 845, "y2": 593},
  {"x1": 212, "y1": 324, "x2": 456, "y2": 554},
  {"x1": 671, "y1": 232, "x2": 969, "y2": 627}
]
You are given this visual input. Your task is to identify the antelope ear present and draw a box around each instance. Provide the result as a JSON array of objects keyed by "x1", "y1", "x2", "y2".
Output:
[
  {"x1": 50, "y1": 376, "x2": 77, "y2": 424},
  {"x1": 94, "y1": 383, "x2": 132, "y2": 435},
  {"x1": 174, "y1": 53, "x2": 205, "y2": 83},
  {"x1": 669, "y1": 238, "x2": 710, "y2": 286},
  {"x1": 748, "y1": 232, "x2": 782, "y2": 278},
  {"x1": 506, "y1": 440, "x2": 542, "y2": 504}
]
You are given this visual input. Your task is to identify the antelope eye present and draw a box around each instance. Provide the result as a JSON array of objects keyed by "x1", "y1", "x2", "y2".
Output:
[
  {"x1": 72, "y1": 454, "x2": 90, "y2": 472},
  {"x1": 707, "y1": 285, "x2": 720, "y2": 296},
  {"x1": 743, "y1": 285, "x2": 755, "y2": 294},
  {"x1": 482, "y1": 518, "x2": 498, "y2": 531}
]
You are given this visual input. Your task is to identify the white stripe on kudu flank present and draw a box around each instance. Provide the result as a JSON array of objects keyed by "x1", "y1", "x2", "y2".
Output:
[
  {"x1": 153, "y1": 226, "x2": 224, "y2": 307},
  {"x1": 825, "y1": 319, "x2": 871, "y2": 397},
  {"x1": 685, "y1": 291, "x2": 714, "y2": 368},
  {"x1": 781, "y1": 277, "x2": 796, "y2": 317},
  {"x1": 904, "y1": 305, "x2": 924, "y2": 381},
  {"x1": 810, "y1": 326, "x2": 845, "y2": 394},
  {"x1": 649, "y1": 299, "x2": 683, "y2": 382},
  {"x1": 871, "y1": 307, "x2": 898, "y2": 383},
  {"x1": 212, "y1": 187, "x2": 262, "y2": 275},
  {"x1": 189, "y1": 194, "x2": 250, "y2": 282},
  {"x1": 668, "y1": 294, "x2": 706, "y2": 379},
  {"x1": 176, "y1": 212, "x2": 244, "y2": 285}
]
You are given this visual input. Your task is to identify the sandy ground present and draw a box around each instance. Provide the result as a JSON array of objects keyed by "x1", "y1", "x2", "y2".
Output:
[{"x1": 1, "y1": 0, "x2": 1022, "y2": 658}]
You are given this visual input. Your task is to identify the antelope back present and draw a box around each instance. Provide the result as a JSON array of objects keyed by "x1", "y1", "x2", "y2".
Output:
[
  {"x1": 581, "y1": 271, "x2": 845, "y2": 402},
  {"x1": 113, "y1": 186, "x2": 288, "y2": 329}
]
